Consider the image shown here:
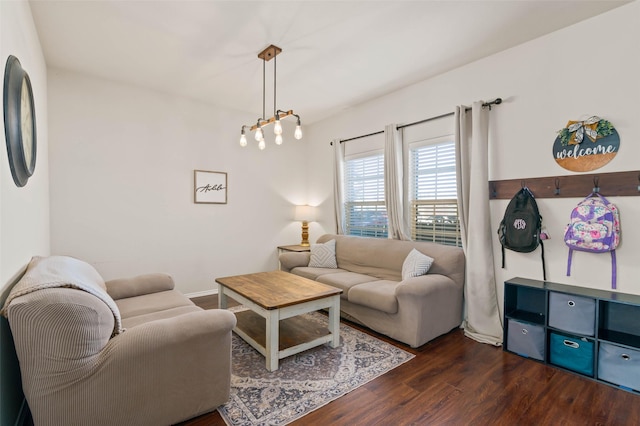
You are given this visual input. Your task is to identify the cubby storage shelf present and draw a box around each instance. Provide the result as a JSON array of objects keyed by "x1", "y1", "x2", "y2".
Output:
[{"x1": 504, "y1": 277, "x2": 640, "y2": 395}]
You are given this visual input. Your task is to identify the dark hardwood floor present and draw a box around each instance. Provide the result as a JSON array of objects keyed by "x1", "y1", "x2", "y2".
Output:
[{"x1": 180, "y1": 295, "x2": 640, "y2": 426}]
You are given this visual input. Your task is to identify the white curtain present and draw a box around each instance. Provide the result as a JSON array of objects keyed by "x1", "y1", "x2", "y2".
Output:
[
  {"x1": 455, "y1": 102, "x2": 503, "y2": 346},
  {"x1": 384, "y1": 124, "x2": 410, "y2": 240},
  {"x1": 332, "y1": 139, "x2": 346, "y2": 235}
]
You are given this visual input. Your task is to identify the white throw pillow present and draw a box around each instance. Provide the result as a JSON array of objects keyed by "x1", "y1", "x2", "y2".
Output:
[
  {"x1": 402, "y1": 249, "x2": 434, "y2": 280},
  {"x1": 308, "y1": 239, "x2": 338, "y2": 269}
]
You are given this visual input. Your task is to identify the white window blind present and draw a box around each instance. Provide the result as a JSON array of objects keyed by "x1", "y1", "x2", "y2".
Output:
[
  {"x1": 345, "y1": 153, "x2": 387, "y2": 238},
  {"x1": 409, "y1": 139, "x2": 461, "y2": 246}
]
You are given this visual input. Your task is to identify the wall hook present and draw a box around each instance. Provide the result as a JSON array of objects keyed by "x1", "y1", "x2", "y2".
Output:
[
  {"x1": 593, "y1": 176, "x2": 600, "y2": 193},
  {"x1": 554, "y1": 178, "x2": 560, "y2": 195},
  {"x1": 521, "y1": 179, "x2": 526, "y2": 189}
]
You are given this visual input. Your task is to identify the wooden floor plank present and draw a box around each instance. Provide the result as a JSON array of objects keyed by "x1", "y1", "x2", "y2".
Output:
[{"x1": 177, "y1": 295, "x2": 640, "y2": 426}]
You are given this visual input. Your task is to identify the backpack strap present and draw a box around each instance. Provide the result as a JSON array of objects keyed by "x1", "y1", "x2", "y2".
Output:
[
  {"x1": 611, "y1": 250, "x2": 617, "y2": 290},
  {"x1": 566, "y1": 247, "x2": 574, "y2": 277},
  {"x1": 590, "y1": 192, "x2": 611, "y2": 205},
  {"x1": 567, "y1": 248, "x2": 617, "y2": 289},
  {"x1": 501, "y1": 244, "x2": 505, "y2": 269},
  {"x1": 540, "y1": 240, "x2": 546, "y2": 281}
]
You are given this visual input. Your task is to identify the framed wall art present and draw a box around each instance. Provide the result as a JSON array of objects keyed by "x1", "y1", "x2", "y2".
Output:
[{"x1": 194, "y1": 170, "x2": 227, "y2": 204}]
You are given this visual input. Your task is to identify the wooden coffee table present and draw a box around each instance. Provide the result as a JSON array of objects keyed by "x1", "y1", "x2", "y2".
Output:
[{"x1": 215, "y1": 270, "x2": 342, "y2": 371}]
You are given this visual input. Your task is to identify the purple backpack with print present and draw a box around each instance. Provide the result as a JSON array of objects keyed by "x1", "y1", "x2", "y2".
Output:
[{"x1": 564, "y1": 192, "x2": 620, "y2": 288}]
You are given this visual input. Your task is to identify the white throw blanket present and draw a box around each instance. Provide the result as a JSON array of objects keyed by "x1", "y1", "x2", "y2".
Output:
[{"x1": 1, "y1": 256, "x2": 124, "y2": 336}]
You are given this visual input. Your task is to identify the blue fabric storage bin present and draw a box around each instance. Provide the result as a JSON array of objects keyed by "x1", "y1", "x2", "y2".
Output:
[
  {"x1": 598, "y1": 342, "x2": 640, "y2": 391},
  {"x1": 549, "y1": 332, "x2": 594, "y2": 376},
  {"x1": 548, "y1": 292, "x2": 596, "y2": 336},
  {"x1": 507, "y1": 319, "x2": 545, "y2": 361}
]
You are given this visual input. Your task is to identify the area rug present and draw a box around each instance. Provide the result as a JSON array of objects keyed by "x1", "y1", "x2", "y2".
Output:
[{"x1": 217, "y1": 310, "x2": 414, "y2": 426}]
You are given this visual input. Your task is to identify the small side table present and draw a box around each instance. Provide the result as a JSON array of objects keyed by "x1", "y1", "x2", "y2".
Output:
[{"x1": 277, "y1": 245, "x2": 310, "y2": 270}]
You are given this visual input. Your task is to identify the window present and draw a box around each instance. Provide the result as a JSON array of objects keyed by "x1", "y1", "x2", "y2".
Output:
[
  {"x1": 344, "y1": 153, "x2": 388, "y2": 238},
  {"x1": 409, "y1": 139, "x2": 461, "y2": 247}
]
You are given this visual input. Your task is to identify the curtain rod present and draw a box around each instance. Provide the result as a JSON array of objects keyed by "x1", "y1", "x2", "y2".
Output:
[{"x1": 330, "y1": 98, "x2": 502, "y2": 145}]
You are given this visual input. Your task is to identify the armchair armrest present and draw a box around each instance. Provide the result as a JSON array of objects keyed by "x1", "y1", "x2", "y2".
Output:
[
  {"x1": 105, "y1": 273, "x2": 175, "y2": 300},
  {"x1": 279, "y1": 252, "x2": 311, "y2": 272}
]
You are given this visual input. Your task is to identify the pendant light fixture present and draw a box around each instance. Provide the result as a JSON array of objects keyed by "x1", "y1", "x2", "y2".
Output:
[{"x1": 239, "y1": 45, "x2": 302, "y2": 150}]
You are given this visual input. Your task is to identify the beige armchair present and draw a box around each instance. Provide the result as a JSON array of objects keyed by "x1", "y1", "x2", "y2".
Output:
[{"x1": 2, "y1": 256, "x2": 236, "y2": 426}]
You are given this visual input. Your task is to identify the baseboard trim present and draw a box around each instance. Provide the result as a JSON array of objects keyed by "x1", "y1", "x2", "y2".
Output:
[{"x1": 185, "y1": 288, "x2": 218, "y2": 298}]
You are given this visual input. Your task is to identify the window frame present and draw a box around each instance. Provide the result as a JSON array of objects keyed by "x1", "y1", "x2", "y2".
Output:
[
  {"x1": 407, "y1": 135, "x2": 461, "y2": 247},
  {"x1": 343, "y1": 150, "x2": 388, "y2": 238}
]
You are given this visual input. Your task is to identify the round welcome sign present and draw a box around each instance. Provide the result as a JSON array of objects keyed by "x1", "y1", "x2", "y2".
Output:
[{"x1": 553, "y1": 116, "x2": 620, "y2": 172}]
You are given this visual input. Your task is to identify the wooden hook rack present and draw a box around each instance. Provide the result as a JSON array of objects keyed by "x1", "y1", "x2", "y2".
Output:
[{"x1": 489, "y1": 170, "x2": 640, "y2": 199}]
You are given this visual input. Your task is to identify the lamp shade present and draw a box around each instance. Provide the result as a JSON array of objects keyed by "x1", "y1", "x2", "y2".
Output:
[{"x1": 294, "y1": 205, "x2": 316, "y2": 222}]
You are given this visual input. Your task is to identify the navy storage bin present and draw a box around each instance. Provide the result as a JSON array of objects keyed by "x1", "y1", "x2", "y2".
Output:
[
  {"x1": 598, "y1": 342, "x2": 640, "y2": 391},
  {"x1": 549, "y1": 332, "x2": 594, "y2": 376},
  {"x1": 507, "y1": 319, "x2": 545, "y2": 361},
  {"x1": 548, "y1": 291, "x2": 596, "y2": 336}
]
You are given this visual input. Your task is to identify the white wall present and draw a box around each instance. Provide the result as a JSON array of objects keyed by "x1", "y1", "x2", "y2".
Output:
[
  {"x1": 307, "y1": 1, "x2": 640, "y2": 305},
  {"x1": 48, "y1": 70, "x2": 308, "y2": 294},
  {"x1": 0, "y1": 1, "x2": 49, "y2": 424},
  {"x1": 0, "y1": 0, "x2": 50, "y2": 288}
]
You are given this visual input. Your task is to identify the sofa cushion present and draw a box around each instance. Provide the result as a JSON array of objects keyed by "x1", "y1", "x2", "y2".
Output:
[
  {"x1": 122, "y1": 305, "x2": 203, "y2": 328},
  {"x1": 115, "y1": 290, "x2": 195, "y2": 319},
  {"x1": 308, "y1": 239, "x2": 338, "y2": 268},
  {"x1": 348, "y1": 280, "x2": 399, "y2": 314},
  {"x1": 402, "y1": 249, "x2": 434, "y2": 280},
  {"x1": 317, "y1": 272, "x2": 380, "y2": 299},
  {"x1": 290, "y1": 267, "x2": 346, "y2": 281}
]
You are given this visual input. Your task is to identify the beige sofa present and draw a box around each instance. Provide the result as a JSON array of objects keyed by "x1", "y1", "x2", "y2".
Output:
[
  {"x1": 279, "y1": 234, "x2": 465, "y2": 348},
  {"x1": 2, "y1": 256, "x2": 236, "y2": 426}
]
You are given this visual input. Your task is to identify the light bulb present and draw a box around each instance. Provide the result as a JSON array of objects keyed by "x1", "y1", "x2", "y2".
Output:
[
  {"x1": 255, "y1": 127, "x2": 263, "y2": 141},
  {"x1": 294, "y1": 125, "x2": 302, "y2": 140},
  {"x1": 258, "y1": 139, "x2": 266, "y2": 150},
  {"x1": 275, "y1": 134, "x2": 283, "y2": 145},
  {"x1": 274, "y1": 120, "x2": 283, "y2": 135},
  {"x1": 239, "y1": 133, "x2": 247, "y2": 147}
]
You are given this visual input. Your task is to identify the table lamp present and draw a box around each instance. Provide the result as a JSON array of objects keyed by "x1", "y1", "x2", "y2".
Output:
[{"x1": 294, "y1": 205, "x2": 316, "y2": 246}]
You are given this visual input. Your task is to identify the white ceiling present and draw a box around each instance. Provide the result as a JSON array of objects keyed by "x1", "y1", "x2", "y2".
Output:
[{"x1": 29, "y1": 0, "x2": 629, "y2": 125}]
